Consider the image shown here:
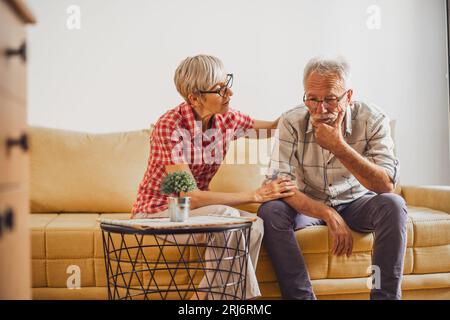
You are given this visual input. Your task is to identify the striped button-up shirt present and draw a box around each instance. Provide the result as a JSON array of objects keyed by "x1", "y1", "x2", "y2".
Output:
[{"x1": 268, "y1": 101, "x2": 399, "y2": 206}]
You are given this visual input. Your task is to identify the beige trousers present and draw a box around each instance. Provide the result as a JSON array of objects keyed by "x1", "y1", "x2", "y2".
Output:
[{"x1": 133, "y1": 205, "x2": 264, "y2": 300}]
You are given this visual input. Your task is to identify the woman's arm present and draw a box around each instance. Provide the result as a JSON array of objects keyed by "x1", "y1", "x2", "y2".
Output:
[
  {"x1": 250, "y1": 117, "x2": 280, "y2": 138},
  {"x1": 182, "y1": 189, "x2": 256, "y2": 210},
  {"x1": 166, "y1": 164, "x2": 295, "y2": 210}
]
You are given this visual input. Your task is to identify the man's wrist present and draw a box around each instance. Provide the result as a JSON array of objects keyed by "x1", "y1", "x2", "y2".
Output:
[
  {"x1": 320, "y1": 207, "x2": 336, "y2": 223},
  {"x1": 333, "y1": 139, "x2": 349, "y2": 158}
]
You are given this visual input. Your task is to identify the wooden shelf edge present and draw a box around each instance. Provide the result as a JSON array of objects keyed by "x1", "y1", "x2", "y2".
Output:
[{"x1": 4, "y1": 0, "x2": 37, "y2": 24}]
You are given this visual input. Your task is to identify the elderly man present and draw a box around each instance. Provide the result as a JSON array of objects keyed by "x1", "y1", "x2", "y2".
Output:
[{"x1": 257, "y1": 57, "x2": 408, "y2": 300}]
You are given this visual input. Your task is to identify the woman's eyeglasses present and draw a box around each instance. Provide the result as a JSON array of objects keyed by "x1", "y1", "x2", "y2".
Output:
[{"x1": 198, "y1": 74, "x2": 233, "y2": 98}]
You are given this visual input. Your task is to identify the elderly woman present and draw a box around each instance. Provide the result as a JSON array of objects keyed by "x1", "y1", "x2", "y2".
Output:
[{"x1": 131, "y1": 55, "x2": 296, "y2": 299}]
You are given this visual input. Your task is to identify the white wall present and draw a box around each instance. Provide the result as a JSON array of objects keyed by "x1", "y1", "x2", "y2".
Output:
[{"x1": 26, "y1": 0, "x2": 450, "y2": 185}]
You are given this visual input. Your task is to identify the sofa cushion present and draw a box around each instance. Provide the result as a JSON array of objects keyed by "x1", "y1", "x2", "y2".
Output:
[
  {"x1": 211, "y1": 137, "x2": 280, "y2": 214},
  {"x1": 30, "y1": 214, "x2": 58, "y2": 259},
  {"x1": 45, "y1": 214, "x2": 100, "y2": 259},
  {"x1": 29, "y1": 126, "x2": 152, "y2": 213},
  {"x1": 409, "y1": 206, "x2": 450, "y2": 247},
  {"x1": 409, "y1": 208, "x2": 450, "y2": 274},
  {"x1": 30, "y1": 206, "x2": 450, "y2": 289},
  {"x1": 29, "y1": 214, "x2": 59, "y2": 287},
  {"x1": 30, "y1": 212, "x2": 206, "y2": 288}
]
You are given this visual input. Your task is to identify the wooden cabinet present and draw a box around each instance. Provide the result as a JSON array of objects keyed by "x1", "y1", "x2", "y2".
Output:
[
  {"x1": 0, "y1": 0, "x2": 35, "y2": 299},
  {"x1": 0, "y1": 188, "x2": 30, "y2": 299}
]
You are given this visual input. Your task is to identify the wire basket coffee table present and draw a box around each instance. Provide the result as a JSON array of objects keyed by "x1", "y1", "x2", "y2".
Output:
[{"x1": 99, "y1": 216, "x2": 254, "y2": 300}]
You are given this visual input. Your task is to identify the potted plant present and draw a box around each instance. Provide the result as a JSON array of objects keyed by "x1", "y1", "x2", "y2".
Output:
[{"x1": 161, "y1": 171, "x2": 197, "y2": 222}]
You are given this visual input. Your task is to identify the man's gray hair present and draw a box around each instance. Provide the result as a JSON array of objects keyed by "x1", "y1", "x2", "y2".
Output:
[{"x1": 303, "y1": 56, "x2": 351, "y2": 89}]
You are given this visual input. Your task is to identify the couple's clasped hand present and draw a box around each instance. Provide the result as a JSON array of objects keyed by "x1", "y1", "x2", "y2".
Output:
[{"x1": 253, "y1": 177, "x2": 297, "y2": 203}]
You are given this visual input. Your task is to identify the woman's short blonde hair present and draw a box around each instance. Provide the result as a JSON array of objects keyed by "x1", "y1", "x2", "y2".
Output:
[{"x1": 174, "y1": 55, "x2": 227, "y2": 102}]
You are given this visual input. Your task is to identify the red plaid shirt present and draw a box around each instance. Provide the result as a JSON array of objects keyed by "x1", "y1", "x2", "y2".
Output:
[{"x1": 131, "y1": 102, "x2": 254, "y2": 216}]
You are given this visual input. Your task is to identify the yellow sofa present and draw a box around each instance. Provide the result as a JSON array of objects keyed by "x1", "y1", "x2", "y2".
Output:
[{"x1": 28, "y1": 126, "x2": 450, "y2": 299}]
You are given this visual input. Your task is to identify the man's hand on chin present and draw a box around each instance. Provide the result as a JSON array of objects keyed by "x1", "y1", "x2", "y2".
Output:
[{"x1": 312, "y1": 107, "x2": 346, "y2": 154}]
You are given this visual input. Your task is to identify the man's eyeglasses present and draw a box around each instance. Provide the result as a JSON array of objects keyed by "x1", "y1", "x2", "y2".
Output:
[
  {"x1": 303, "y1": 90, "x2": 348, "y2": 109},
  {"x1": 198, "y1": 74, "x2": 233, "y2": 98}
]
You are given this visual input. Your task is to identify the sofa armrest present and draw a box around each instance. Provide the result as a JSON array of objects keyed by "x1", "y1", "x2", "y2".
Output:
[{"x1": 401, "y1": 185, "x2": 450, "y2": 214}]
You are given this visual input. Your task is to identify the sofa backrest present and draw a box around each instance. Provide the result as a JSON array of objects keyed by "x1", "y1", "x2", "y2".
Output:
[
  {"x1": 29, "y1": 125, "x2": 271, "y2": 213},
  {"x1": 29, "y1": 120, "x2": 400, "y2": 213},
  {"x1": 209, "y1": 137, "x2": 272, "y2": 212},
  {"x1": 29, "y1": 126, "x2": 151, "y2": 213}
]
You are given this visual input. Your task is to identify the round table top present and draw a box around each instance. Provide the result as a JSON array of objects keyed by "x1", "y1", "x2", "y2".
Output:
[{"x1": 99, "y1": 215, "x2": 255, "y2": 235}]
